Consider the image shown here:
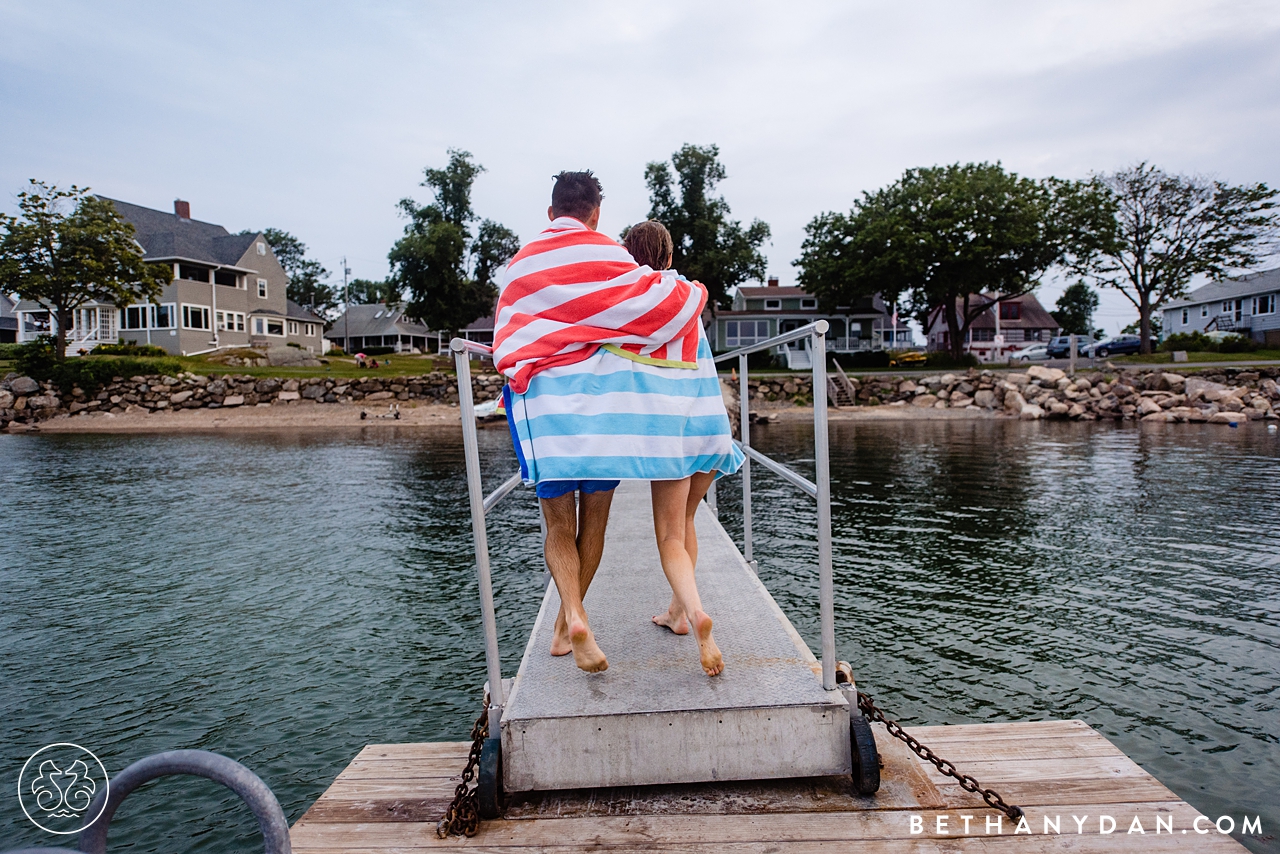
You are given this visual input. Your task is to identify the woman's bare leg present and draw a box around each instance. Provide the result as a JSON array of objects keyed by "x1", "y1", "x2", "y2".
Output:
[
  {"x1": 653, "y1": 471, "x2": 715, "y2": 634},
  {"x1": 651, "y1": 477, "x2": 723, "y2": 676}
]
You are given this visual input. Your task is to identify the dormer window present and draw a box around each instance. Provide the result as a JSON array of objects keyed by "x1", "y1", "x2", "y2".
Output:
[
  {"x1": 374, "y1": 310, "x2": 384, "y2": 318},
  {"x1": 764, "y1": 298, "x2": 781, "y2": 310},
  {"x1": 999, "y1": 302, "x2": 1020, "y2": 320},
  {"x1": 257, "y1": 242, "x2": 266, "y2": 256}
]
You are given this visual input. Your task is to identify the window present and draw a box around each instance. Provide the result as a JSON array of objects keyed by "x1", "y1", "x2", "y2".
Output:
[
  {"x1": 1181, "y1": 308, "x2": 1189, "y2": 325},
  {"x1": 1201, "y1": 305, "x2": 1209, "y2": 318},
  {"x1": 123, "y1": 305, "x2": 147, "y2": 329},
  {"x1": 999, "y1": 303, "x2": 1020, "y2": 320},
  {"x1": 971, "y1": 327, "x2": 995, "y2": 341},
  {"x1": 305, "y1": 323, "x2": 316, "y2": 336},
  {"x1": 253, "y1": 316, "x2": 285, "y2": 336},
  {"x1": 1253, "y1": 294, "x2": 1275, "y2": 315},
  {"x1": 213, "y1": 269, "x2": 238, "y2": 287},
  {"x1": 800, "y1": 298, "x2": 817, "y2": 309},
  {"x1": 763, "y1": 299, "x2": 781, "y2": 310},
  {"x1": 179, "y1": 264, "x2": 210, "y2": 282},
  {"x1": 257, "y1": 242, "x2": 266, "y2": 256},
  {"x1": 725, "y1": 320, "x2": 769, "y2": 347},
  {"x1": 257, "y1": 279, "x2": 268, "y2": 298},
  {"x1": 182, "y1": 304, "x2": 210, "y2": 330},
  {"x1": 288, "y1": 321, "x2": 299, "y2": 335},
  {"x1": 1222, "y1": 301, "x2": 1231, "y2": 313},
  {"x1": 216, "y1": 311, "x2": 245, "y2": 332},
  {"x1": 374, "y1": 310, "x2": 384, "y2": 318},
  {"x1": 153, "y1": 304, "x2": 175, "y2": 329}
]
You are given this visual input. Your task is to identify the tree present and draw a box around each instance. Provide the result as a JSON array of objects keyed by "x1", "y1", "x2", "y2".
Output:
[
  {"x1": 794, "y1": 162, "x2": 1108, "y2": 359},
  {"x1": 346, "y1": 278, "x2": 401, "y2": 306},
  {"x1": 1070, "y1": 163, "x2": 1279, "y2": 353},
  {"x1": 639, "y1": 144, "x2": 770, "y2": 310},
  {"x1": 1052, "y1": 281, "x2": 1099, "y2": 335},
  {"x1": 245, "y1": 227, "x2": 337, "y2": 316},
  {"x1": 389, "y1": 149, "x2": 518, "y2": 332},
  {"x1": 0, "y1": 181, "x2": 171, "y2": 359}
]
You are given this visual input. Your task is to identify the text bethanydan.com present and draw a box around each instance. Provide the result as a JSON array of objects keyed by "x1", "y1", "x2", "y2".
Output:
[{"x1": 909, "y1": 813, "x2": 1260, "y2": 837}]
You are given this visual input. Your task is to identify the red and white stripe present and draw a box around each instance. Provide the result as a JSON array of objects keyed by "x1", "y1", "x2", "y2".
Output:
[{"x1": 493, "y1": 217, "x2": 706, "y2": 393}]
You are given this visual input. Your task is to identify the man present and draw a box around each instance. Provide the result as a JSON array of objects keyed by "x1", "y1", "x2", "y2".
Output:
[{"x1": 494, "y1": 171, "x2": 707, "y2": 674}]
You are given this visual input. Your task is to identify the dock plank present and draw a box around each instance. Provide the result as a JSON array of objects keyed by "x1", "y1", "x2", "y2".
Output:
[{"x1": 291, "y1": 721, "x2": 1247, "y2": 852}]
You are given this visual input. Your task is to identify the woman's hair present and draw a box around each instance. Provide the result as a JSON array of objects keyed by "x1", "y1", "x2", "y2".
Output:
[{"x1": 624, "y1": 220, "x2": 674, "y2": 270}]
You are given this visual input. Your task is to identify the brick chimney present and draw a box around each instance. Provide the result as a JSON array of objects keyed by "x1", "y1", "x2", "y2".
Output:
[
  {"x1": 767, "y1": 276, "x2": 779, "y2": 287},
  {"x1": 174, "y1": 199, "x2": 190, "y2": 220}
]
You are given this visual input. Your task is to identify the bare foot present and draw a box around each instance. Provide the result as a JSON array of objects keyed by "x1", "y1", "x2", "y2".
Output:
[
  {"x1": 692, "y1": 610, "x2": 723, "y2": 677},
  {"x1": 652, "y1": 603, "x2": 690, "y2": 635},
  {"x1": 549, "y1": 608, "x2": 572, "y2": 656},
  {"x1": 569, "y1": 618, "x2": 608, "y2": 673}
]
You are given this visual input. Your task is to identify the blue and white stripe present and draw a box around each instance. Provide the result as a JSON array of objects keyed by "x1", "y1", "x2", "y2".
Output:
[{"x1": 506, "y1": 334, "x2": 744, "y2": 484}]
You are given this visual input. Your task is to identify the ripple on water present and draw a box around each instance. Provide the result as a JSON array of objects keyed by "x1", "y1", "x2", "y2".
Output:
[{"x1": 1, "y1": 421, "x2": 1277, "y2": 853}]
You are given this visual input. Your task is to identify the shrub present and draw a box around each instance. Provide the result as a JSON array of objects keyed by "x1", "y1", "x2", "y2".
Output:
[
  {"x1": 1159, "y1": 331, "x2": 1260, "y2": 353},
  {"x1": 1217, "y1": 334, "x2": 1260, "y2": 353},
  {"x1": 842, "y1": 350, "x2": 891, "y2": 369},
  {"x1": 356, "y1": 346, "x2": 396, "y2": 356},
  {"x1": 13, "y1": 338, "x2": 182, "y2": 394},
  {"x1": 0, "y1": 342, "x2": 23, "y2": 360},
  {"x1": 93, "y1": 342, "x2": 170, "y2": 357}
]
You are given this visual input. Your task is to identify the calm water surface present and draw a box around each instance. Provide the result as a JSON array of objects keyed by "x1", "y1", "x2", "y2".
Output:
[{"x1": 1, "y1": 421, "x2": 1277, "y2": 852}]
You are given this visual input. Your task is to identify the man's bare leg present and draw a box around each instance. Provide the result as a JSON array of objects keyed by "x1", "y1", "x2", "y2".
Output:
[
  {"x1": 541, "y1": 493, "x2": 608, "y2": 672},
  {"x1": 653, "y1": 471, "x2": 715, "y2": 635},
  {"x1": 652, "y1": 477, "x2": 723, "y2": 676},
  {"x1": 550, "y1": 489, "x2": 614, "y2": 654}
]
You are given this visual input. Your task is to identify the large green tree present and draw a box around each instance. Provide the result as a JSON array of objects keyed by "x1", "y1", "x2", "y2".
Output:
[
  {"x1": 1069, "y1": 163, "x2": 1279, "y2": 353},
  {"x1": 640, "y1": 144, "x2": 770, "y2": 310},
  {"x1": 795, "y1": 162, "x2": 1108, "y2": 359},
  {"x1": 0, "y1": 181, "x2": 171, "y2": 359},
  {"x1": 346, "y1": 278, "x2": 401, "y2": 306},
  {"x1": 389, "y1": 149, "x2": 520, "y2": 332},
  {"x1": 1052, "y1": 281, "x2": 1100, "y2": 335},
  {"x1": 243, "y1": 227, "x2": 337, "y2": 316}
]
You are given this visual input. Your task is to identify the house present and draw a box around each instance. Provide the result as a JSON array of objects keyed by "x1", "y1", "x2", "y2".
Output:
[
  {"x1": 14, "y1": 198, "x2": 327, "y2": 355},
  {"x1": 1162, "y1": 268, "x2": 1280, "y2": 347},
  {"x1": 925, "y1": 292, "x2": 1058, "y2": 362},
  {"x1": 325, "y1": 303, "x2": 437, "y2": 354},
  {"x1": 0, "y1": 294, "x2": 17, "y2": 343},
  {"x1": 712, "y1": 277, "x2": 909, "y2": 368}
]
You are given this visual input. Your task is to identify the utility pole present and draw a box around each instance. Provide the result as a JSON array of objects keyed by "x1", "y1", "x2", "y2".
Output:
[{"x1": 342, "y1": 256, "x2": 350, "y2": 353}]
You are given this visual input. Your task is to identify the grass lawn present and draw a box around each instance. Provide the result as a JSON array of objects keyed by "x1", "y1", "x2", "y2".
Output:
[
  {"x1": 1110, "y1": 350, "x2": 1280, "y2": 365},
  {"x1": 0, "y1": 353, "x2": 498, "y2": 381}
]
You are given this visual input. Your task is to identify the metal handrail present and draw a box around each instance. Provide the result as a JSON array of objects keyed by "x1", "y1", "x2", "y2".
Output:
[
  {"x1": 451, "y1": 337, "x2": 519, "y2": 733},
  {"x1": 713, "y1": 320, "x2": 838, "y2": 691}
]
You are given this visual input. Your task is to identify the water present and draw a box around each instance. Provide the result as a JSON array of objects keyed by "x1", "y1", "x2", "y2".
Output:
[{"x1": 0, "y1": 421, "x2": 1276, "y2": 852}]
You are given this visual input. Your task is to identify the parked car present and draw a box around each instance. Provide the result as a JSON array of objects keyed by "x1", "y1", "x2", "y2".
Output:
[
  {"x1": 1010, "y1": 343, "x2": 1050, "y2": 362},
  {"x1": 1046, "y1": 335, "x2": 1095, "y2": 359},
  {"x1": 1084, "y1": 335, "x2": 1144, "y2": 358}
]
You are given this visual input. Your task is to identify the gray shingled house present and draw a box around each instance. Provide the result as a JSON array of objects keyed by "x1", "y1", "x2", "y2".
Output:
[
  {"x1": 1162, "y1": 268, "x2": 1280, "y2": 347},
  {"x1": 325, "y1": 303, "x2": 436, "y2": 354},
  {"x1": 925, "y1": 292, "x2": 1059, "y2": 362},
  {"x1": 14, "y1": 198, "x2": 327, "y2": 355}
]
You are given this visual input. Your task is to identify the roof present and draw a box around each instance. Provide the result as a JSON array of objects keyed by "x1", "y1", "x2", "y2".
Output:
[
  {"x1": 286, "y1": 299, "x2": 325, "y2": 322},
  {"x1": 99, "y1": 197, "x2": 260, "y2": 267},
  {"x1": 1164, "y1": 267, "x2": 1280, "y2": 310},
  {"x1": 930, "y1": 292, "x2": 1057, "y2": 330},
  {"x1": 324, "y1": 303, "x2": 431, "y2": 339},
  {"x1": 737, "y1": 285, "x2": 811, "y2": 299}
]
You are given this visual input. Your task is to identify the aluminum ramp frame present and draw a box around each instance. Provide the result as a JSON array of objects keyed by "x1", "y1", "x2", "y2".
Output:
[{"x1": 501, "y1": 481, "x2": 851, "y2": 792}]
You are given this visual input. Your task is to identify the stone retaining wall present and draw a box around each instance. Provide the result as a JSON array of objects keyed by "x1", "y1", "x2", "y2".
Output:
[{"x1": 0, "y1": 370, "x2": 506, "y2": 427}]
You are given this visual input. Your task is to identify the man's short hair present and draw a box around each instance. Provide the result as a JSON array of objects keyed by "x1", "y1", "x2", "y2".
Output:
[
  {"x1": 624, "y1": 220, "x2": 674, "y2": 270},
  {"x1": 551, "y1": 171, "x2": 603, "y2": 221}
]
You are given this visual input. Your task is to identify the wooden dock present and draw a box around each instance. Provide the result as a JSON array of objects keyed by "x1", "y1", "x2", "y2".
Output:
[{"x1": 291, "y1": 718, "x2": 1248, "y2": 851}]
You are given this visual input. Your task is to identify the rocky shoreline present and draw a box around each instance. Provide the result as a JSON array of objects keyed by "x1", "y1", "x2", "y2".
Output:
[{"x1": 0, "y1": 370, "x2": 505, "y2": 429}]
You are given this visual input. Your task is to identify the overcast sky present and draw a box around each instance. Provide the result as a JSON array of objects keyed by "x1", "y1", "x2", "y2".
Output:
[{"x1": 3, "y1": 0, "x2": 1278, "y2": 335}]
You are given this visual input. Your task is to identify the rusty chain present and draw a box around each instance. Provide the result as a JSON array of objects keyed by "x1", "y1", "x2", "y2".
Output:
[
  {"x1": 436, "y1": 697, "x2": 490, "y2": 838},
  {"x1": 857, "y1": 691, "x2": 1025, "y2": 822}
]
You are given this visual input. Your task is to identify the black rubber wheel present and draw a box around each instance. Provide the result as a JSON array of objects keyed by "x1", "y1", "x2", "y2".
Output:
[
  {"x1": 850, "y1": 713, "x2": 881, "y2": 795},
  {"x1": 1097, "y1": 347, "x2": 1110, "y2": 358},
  {"x1": 476, "y1": 736, "x2": 504, "y2": 819}
]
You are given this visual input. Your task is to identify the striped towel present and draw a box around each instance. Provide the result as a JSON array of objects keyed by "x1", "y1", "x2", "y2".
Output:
[
  {"x1": 493, "y1": 217, "x2": 706, "y2": 394},
  {"x1": 505, "y1": 333, "x2": 744, "y2": 484}
]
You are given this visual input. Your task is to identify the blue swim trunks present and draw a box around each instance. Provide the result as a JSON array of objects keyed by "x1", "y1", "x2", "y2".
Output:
[{"x1": 534, "y1": 479, "x2": 620, "y2": 500}]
